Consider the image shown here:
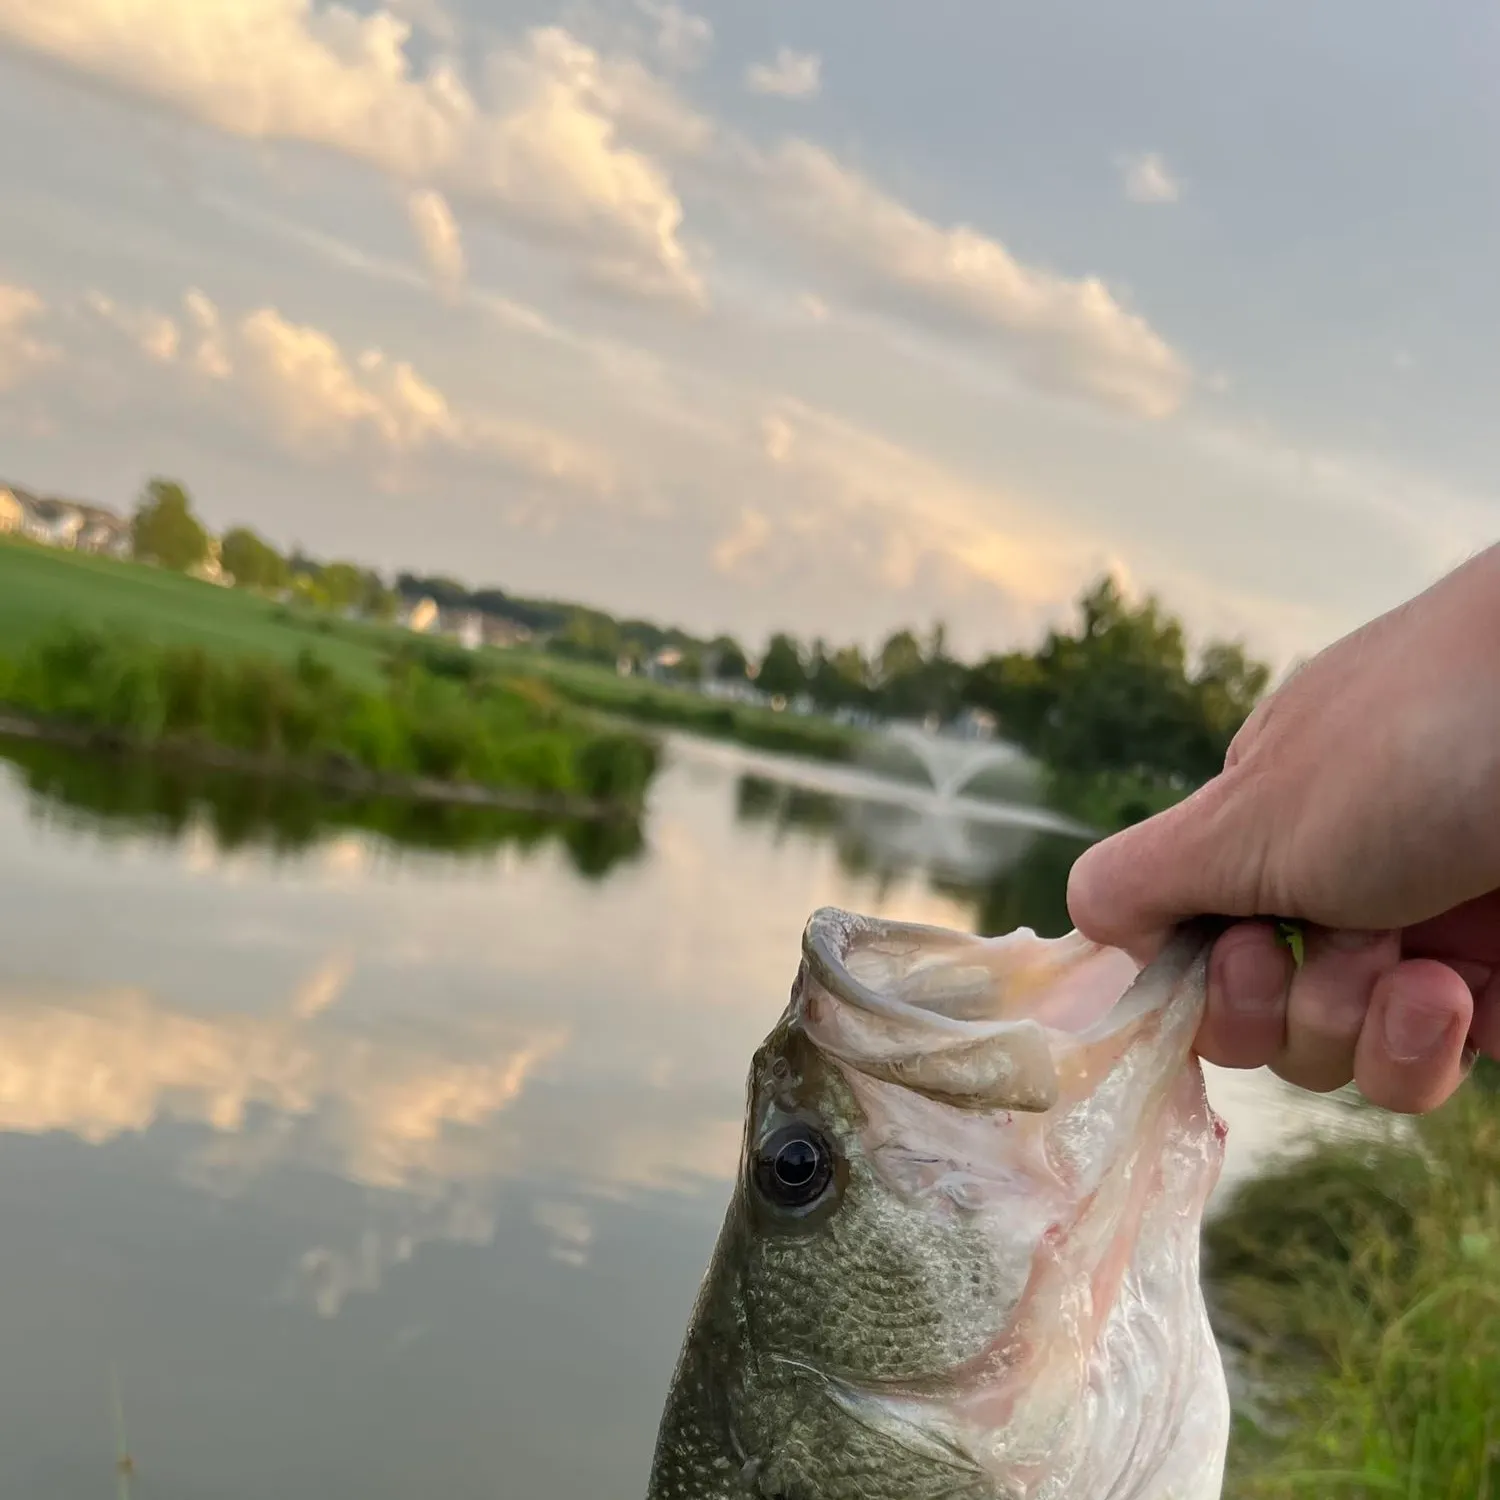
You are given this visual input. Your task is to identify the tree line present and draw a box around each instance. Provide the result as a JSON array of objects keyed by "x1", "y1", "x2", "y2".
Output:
[
  {"x1": 131, "y1": 479, "x2": 401, "y2": 620},
  {"x1": 124, "y1": 476, "x2": 1272, "y2": 789}
]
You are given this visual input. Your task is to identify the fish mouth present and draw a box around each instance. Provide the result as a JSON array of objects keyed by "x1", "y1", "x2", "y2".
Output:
[{"x1": 797, "y1": 909, "x2": 1220, "y2": 1113}]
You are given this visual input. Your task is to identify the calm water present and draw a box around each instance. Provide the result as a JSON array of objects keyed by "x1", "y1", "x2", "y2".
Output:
[{"x1": 0, "y1": 733, "x2": 1356, "y2": 1499}]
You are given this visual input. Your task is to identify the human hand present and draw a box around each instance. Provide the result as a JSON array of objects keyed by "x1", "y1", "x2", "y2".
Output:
[{"x1": 1066, "y1": 546, "x2": 1500, "y2": 1114}]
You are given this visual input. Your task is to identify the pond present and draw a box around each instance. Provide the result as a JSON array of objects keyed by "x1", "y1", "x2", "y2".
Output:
[{"x1": 0, "y1": 732, "x2": 1360, "y2": 1499}]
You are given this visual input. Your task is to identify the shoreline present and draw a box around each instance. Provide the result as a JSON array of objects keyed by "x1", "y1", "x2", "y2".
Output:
[{"x1": 0, "y1": 710, "x2": 635, "y2": 823}]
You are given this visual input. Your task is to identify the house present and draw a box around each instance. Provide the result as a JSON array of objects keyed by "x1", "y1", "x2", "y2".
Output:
[
  {"x1": 21, "y1": 496, "x2": 86, "y2": 549},
  {"x1": 403, "y1": 597, "x2": 439, "y2": 633},
  {"x1": 0, "y1": 488, "x2": 25, "y2": 535},
  {"x1": 481, "y1": 616, "x2": 533, "y2": 649},
  {"x1": 701, "y1": 677, "x2": 764, "y2": 706},
  {"x1": 453, "y1": 611, "x2": 484, "y2": 651},
  {"x1": 75, "y1": 511, "x2": 132, "y2": 558},
  {"x1": 0, "y1": 486, "x2": 133, "y2": 555},
  {"x1": 187, "y1": 536, "x2": 230, "y2": 586},
  {"x1": 642, "y1": 646, "x2": 686, "y2": 682}
]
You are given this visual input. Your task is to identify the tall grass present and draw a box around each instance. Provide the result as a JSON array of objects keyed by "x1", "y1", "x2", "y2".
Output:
[
  {"x1": 0, "y1": 625, "x2": 659, "y2": 809},
  {"x1": 1211, "y1": 1068, "x2": 1500, "y2": 1498}
]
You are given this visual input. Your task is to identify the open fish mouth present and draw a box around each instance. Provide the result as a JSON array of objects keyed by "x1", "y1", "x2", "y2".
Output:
[{"x1": 796, "y1": 908, "x2": 1221, "y2": 1114}]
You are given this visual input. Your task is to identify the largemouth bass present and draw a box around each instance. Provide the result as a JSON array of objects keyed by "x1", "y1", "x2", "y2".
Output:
[{"x1": 646, "y1": 909, "x2": 1231, "y2": 1500}]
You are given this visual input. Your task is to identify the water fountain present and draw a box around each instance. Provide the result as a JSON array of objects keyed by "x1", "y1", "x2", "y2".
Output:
[{"x1": 878, "y1": 721, "x2": 1035, "y2": 801}]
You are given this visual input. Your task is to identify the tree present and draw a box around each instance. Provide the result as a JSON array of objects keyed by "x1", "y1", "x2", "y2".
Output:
[
  {"x1": 318, "y1": 561, "x2": 366, "y2": 612},
  {"x1": 757, "y1": 633, "x2": 806, "y2": 699},
  {"x1": 220, "y1": 526, "x2": 287, "y2": 591},
  {"x1": 876, "y1": 628, "x2": 925, "y2": 684},
  {"x1": 132, "y1": 479, "x2": 209, "y2": 572},
  {"x1": 831, "y1": 645, "x2": 871, "y2": 700},
  {"x1": 1183, "y1": 641, "x2": 1271, "y2": 779},
  {"x1": 397, "y1": 572, "x2": 470, "y2": 610},
  {"x1": 710, "y1": 636, "x2": 749, "y2": 680},
  {"x1": 807, "y1": 641, "x2": 871, "y2": 710},
  {"x1": 360, "y1": 570, "x2": 399, "y2": 622},
  {"x1": 959, "y1": 573, "x2": 1271, "y2": 787}
]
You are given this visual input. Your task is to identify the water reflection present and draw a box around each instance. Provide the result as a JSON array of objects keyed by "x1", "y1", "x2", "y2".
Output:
[
  {"x1": 734, "y1": 771, "x2": 1081, "y2": 935},
  {"x1": 0, "y1": 733, "x2": 1364, "y2": 1500},
  {"x1": 1, "y1": 736, "x2": 646, "y2": 878}
]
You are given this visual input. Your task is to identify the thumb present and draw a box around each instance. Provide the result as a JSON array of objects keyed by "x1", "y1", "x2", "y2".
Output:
[{"x1": 1066, "y1": 776, "x2": 1267, "y2": 959}]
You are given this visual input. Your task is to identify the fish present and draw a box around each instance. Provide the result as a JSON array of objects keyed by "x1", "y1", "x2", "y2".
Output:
[{"x1": 644, "y1": 908, "x2": 1231, "y2": 1500}]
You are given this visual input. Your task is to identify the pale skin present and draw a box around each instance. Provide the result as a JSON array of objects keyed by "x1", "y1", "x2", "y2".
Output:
[{"x1": 1067, "y1": 543, "x2": 1500, "y2": 1116}]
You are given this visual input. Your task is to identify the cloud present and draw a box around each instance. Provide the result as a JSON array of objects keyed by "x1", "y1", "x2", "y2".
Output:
[
  {"x1": 0, "y1": 2, "x2": 702, "y2": 304},
  {"x1": 545, "y1": 27, "x2": 714, "y2": 161},
  {"x1": 532, "y1": 1199, "x2": 594, "y2": 1267},
  {"x1": 721, "y1": 398, "x2": 1091, "y2": 624},
  {"x1": 638, "y1": 0, "x2": 711, "y2": 71},
  {"x1": 183, "y1": 288, "x2": 233, "y2": 379},
  {"x1": 83, "y1": 287, "x2": 616, "y2": 493},
  {"x1": 710, "y1": 505, "x2": 772, "y2": 575},
  {"x1": 385, "y1": 0, "x2": 456, "y2": 45},
  {"x1": 798, "y1": 292, "x2": 830, "y2": 324},
  {"x1": 406, "y1": 187, "x2": 466, "y2": 289},
  {"x1": 755, "y1": 142, "x2": 1190, "y2": 419},
  {"x1": 0, "y1": 283, "x2": 56, "y2": 389},
  {"x1": 240, "y1": 308, "x2": 465, "y2": 452},
  {"x1": 0, "y1": 978, "x2": 567, "y2": 1191},
  {"x1": 746, "y1": 47, "x2": 822, "y2": 100},
  {"x1": 84, "y1": 290, "x2": 180, "y2": 364},
  {"x1": 1120, "y1": 151, "x2": 1183, "y2": 205}
]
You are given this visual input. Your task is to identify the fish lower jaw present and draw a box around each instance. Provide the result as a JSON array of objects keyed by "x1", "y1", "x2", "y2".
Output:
[{"x1": 843, "y1": 1075, "x2": 1228, "y2": 1499}]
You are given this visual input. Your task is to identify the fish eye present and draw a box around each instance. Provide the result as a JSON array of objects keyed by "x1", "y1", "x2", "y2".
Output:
[{"x1": 752, "y1": 1123, "x2": 835, "y2": 1211}]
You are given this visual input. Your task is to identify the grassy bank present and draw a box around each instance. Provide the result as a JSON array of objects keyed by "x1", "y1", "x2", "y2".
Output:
[
  {"x1": 0, "y1": 540, "x2": 865, "y2": 766},
  {"x1": 1210, "y1": 1065, "x2": 1500, "y2": 1498},
  {"x1": 0, "y1": 541, "x2": 1208, "y2": 824},
  {"x1": 0, "y1": 535, "x2": 399, "y2": 683},
  {"x1": 0, "y1": 625, "x2": 659, "y2": 815},
  {"x1": 507, "y1": 651, "x2": 868, "y2": 764}
]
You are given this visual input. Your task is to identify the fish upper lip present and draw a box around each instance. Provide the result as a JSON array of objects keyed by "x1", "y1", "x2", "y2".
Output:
[{"x1": 800, "y1": 907, "x2": 1218, "y2": 1047}]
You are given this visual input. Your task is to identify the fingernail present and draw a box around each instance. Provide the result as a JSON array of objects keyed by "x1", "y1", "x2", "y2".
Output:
[
  {"x1": 1220, "y1": 942, "x2": 1287, "y2": 1016},
  {"x1": 1383, "y1": 999, "x2": 1456, "y2": 1063},
  {"x1": 1326, "y1": 928, "x2": 1391, "y2": 952}
]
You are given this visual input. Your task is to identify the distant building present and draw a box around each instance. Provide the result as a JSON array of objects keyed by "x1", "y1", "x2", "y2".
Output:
[
  {"x1": 482, "y1": 615, "x2": 532, "y2": 649},
  {"x1": 701, "y1": 677, "x2": 764, "y2": 706},
  {"x1": 0, "y1": 486, "x2": 134, "y2": 557},
  {"x1": 642, "y1": 646, "x2": 686, "y2": 682},
  {"x1": 0, "y1": 488, "x2": 24, "y2": 535},
  {"x1": 404, "y1": 597, "x2": 439, "y2": 633},
  {"x1": 75, "y1": 512, "x2": 132, "y2": 558},
  {"x1": 21, "y1": 496, "x2": 86, "y2": 549},
  {"x1": 187, "y1": 536, "x2": 230, "y2": 586},
  {"x1": 454, "y1": 611, "x2": 484, "y2": 651}
]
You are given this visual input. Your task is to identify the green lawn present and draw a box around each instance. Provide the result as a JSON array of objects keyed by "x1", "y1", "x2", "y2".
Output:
[{"x1": 0, "y1": 539, "x2": 395, "y2": 684}]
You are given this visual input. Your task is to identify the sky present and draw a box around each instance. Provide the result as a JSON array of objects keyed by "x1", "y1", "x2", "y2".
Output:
[{"x1": 0, "y1": 0, "x2": 1497, "y2": 669}]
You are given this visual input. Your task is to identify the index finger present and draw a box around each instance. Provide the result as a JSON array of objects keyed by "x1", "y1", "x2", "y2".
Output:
[{"x1": 1066, "y1": 778, "x2": 1251, "y2": 957}]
